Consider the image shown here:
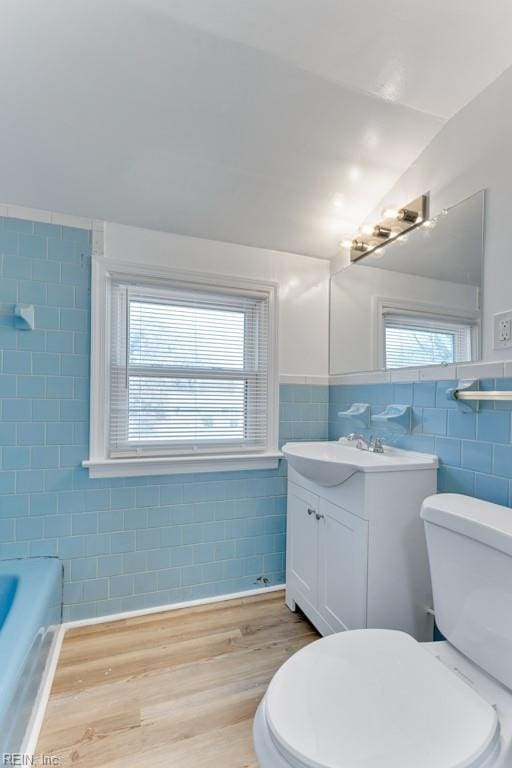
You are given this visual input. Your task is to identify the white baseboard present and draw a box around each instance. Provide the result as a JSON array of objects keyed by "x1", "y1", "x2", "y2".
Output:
[
  {"x1": 21, "y1": 624, "x2": 65, "y2": 756},
  {"x1": 64, "y1": 583, "x2": 286, "y2": 630}
]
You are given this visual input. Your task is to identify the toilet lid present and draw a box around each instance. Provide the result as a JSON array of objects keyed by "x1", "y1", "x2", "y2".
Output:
[{"x1": 265, "y1": 630, "x2": 499, "y2": 768}]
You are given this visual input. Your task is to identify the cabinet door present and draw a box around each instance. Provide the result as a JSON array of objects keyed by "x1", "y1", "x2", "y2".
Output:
[
  {"x1": 286, "y1": 483, "x2": 319, "y2": 607},
  {"x1": 318, "y1": 498, "x2": 368, "y2": 632}
]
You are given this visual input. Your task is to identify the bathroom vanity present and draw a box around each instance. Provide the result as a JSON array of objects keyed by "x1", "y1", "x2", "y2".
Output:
[{"x1": 283, "y1": 441, "x2": 438, "y2": 641}]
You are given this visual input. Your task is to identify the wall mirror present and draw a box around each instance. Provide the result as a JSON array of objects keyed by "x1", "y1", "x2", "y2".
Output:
[{"x1": 329, "y1": 190, "x2": 484, "y2": 376}]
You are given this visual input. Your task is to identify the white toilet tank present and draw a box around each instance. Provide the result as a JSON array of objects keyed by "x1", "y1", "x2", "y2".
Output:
[{"x1": 422, "y1": 493, "x2": 512, "y2": 690}]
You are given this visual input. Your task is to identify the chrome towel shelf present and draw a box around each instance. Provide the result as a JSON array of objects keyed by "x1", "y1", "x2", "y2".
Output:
[
  {"x1": 447, "y1": 379, "x2": 512, "y2": 412},
  {"x1": 455, "y1": 390, "x2": 512, "y2": 401}
]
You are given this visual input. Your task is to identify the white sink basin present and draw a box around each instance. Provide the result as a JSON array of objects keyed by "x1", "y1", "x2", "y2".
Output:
[{"x1": 282, "y1": 440, "x2": 438, "y2": 487}]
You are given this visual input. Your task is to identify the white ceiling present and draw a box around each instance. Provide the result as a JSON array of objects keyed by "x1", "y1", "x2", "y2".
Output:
[{"x1": 1, "y1": 0, "x2": 511, "y2": 259}]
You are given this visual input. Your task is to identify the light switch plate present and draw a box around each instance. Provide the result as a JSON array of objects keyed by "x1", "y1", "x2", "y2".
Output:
[{"x1": 494, "y1": 310, "x2": 512, "y2": 349}]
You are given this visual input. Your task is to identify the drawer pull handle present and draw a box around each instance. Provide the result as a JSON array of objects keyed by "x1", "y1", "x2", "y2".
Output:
[
  {"x1": 307, "y1": 508, "x2": 315, "y2": 516},
  {"x1": 315, "y1": 512, "x2": 325, "y2": 521}
]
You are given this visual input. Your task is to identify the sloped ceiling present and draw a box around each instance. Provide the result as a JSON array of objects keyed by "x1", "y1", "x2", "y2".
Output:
[{"x1": 1, "y1": 0, "x2": 511, "y2": 258}]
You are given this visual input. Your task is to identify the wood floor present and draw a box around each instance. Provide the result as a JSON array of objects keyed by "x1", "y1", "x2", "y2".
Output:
[{"x1": 37, "y1": 591, "x2": 319, "y2": 767}]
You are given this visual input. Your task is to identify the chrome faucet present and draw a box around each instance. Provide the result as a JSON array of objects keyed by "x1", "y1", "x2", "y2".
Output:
[
  {"x1": 346, "y1": 433, "x2": 385, "y2": 454},
  {"x1": 347, "y1": 433, "x2": 371, "y2": 450}
]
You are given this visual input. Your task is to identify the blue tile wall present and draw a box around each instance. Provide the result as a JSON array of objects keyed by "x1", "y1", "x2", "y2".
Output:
[
  {"x1": 330, "y1": 380, "x2": 512, "y2": 507},
  {"x1": 7, "y1": 213, "x2": 509, "y2": 622},
  {"x1": 0, "y1": 216, "x2": 328, "y2": 620}
]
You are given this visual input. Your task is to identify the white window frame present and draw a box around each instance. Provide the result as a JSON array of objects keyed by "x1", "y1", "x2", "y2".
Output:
[
  {"x1": 84, "y1": 257, "x2": 280, "y2": 478},
  {"x1": 372, "y1": 296, "x2": 480, "y2": 371}
]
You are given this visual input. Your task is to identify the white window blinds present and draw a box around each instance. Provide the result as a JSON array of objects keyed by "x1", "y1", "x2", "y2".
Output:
[
  {"x1": 109, "y1": 280, "x2": 272, "y2": 458},
  {"x1": 384, "y1": 312, "x2": 473, "y2": 369}
]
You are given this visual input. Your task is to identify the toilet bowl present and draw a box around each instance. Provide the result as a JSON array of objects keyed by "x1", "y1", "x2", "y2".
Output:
[{"x1": 254, "y1": 494, "x2": 512, "y2": 767}]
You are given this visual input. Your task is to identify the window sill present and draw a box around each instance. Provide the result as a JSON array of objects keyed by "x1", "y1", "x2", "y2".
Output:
[{"x1": 82, "y1": 451, "x2": 282, "y2": 478}]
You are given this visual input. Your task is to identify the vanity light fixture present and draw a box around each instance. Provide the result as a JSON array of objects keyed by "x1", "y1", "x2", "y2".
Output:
[{"x1": 343, "y1": 194, "x2": 428, "y2": 262}]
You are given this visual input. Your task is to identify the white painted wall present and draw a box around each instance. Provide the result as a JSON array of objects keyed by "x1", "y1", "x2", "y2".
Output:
[
  {"x1": 330, "y1": 265, "x2": 479, "y2": 375},
  {"x1": 370, "y1": 64, "x2": 512, "y2": 361},
  {"x1": 104, "y1": 222, "x2": 330, "y2": 379}
]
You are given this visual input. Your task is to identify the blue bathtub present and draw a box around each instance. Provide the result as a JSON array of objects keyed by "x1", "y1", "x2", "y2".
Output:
[{"x1": 0, "y1": 558, "x2": 62, "y2": 754}]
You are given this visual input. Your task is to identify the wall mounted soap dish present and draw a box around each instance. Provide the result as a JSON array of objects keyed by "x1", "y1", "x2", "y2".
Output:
[
  {"x1": 337, "y1": 403, "x2": 370, "y2": 429},
  {"x1": 14, "y1": 304, "x2": 35, "y2": 331},
  {"x1": 1, "y1": 304, "x2": 36, "y2": 331},
  {"x1": 371, "y1": 404, "x2": 411, "y2": 433}
]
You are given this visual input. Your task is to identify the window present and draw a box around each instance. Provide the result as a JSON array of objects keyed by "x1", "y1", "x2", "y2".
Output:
[
  {"x1": 383, "y1": 312, "x2": 474, "y2": 369},
  {"x1": 85, "y1": 260, "x2": 279, "y2": 477}
]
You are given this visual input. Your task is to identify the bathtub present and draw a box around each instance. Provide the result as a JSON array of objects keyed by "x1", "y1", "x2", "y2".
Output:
[{"x1": 0, "y1": 558, "x2": 62, "y2": 755}]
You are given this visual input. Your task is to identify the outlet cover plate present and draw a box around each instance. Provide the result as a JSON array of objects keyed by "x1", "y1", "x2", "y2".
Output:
[{"x1": 494, "y1": 310, "x2": 512, "y2": 349}]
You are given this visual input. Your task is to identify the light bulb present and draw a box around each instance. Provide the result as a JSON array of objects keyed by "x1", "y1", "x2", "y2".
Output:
[
  {"x1": 373, "y1": 225, "x2": 391, "y2": 239},
  {"x1": 382, "y1": 206, "x2": 399, "y2": 219},
  {"x1": 332, "y1": 193, "x2": 345, "y2": 209},
  {"x1": 339, "y1": 239, "x2": 353, "y2": 250},
  {"x1": 359, "y1": 224, "x2": 373, "y2": 236}
]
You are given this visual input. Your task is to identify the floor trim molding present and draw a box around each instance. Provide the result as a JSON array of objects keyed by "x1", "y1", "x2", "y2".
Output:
[{"x1": 64, "y1": 584, "x2": 286, "y2": 630}]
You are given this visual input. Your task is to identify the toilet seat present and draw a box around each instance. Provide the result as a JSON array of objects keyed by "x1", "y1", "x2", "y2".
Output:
[{"x1": 265, "y1": 629, "x2": 499, "y2": 768}]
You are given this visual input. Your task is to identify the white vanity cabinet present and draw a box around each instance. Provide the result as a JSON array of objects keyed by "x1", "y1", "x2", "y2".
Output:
[
  {"x1": 285, "y1": 448, "x2": 438, "y2": 641},
  {"x1": 287, "y1": 482, "x2": 368, "y2": 634}
]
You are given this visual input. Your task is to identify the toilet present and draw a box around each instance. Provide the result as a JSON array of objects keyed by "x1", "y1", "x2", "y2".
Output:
[{"x1": 254, "y1": 493, "x2": 512, "y2": 767}]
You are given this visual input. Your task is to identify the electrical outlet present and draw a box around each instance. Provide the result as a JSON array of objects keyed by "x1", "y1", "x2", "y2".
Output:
[
  {"x1": 499, "y1": 318, "x2": 511, "y2": 341},
  {"x1": 494, "y1": 310, "x2": 512, "y2": 349}
]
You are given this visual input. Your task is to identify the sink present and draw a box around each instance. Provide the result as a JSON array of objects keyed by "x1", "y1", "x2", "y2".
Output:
[{"x1": 282, "y1": 440, "x2": 438, "y2": 487}]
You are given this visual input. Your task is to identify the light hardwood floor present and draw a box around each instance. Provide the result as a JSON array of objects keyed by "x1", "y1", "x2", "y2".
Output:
[{"x1": 37, "y1": 590, "x2": 318, "y2": 767}]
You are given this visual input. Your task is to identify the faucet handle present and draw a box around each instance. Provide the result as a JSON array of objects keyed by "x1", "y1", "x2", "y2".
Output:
[{"x1": 370, "y1": 437, "x2": 384, "y2": 453}]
